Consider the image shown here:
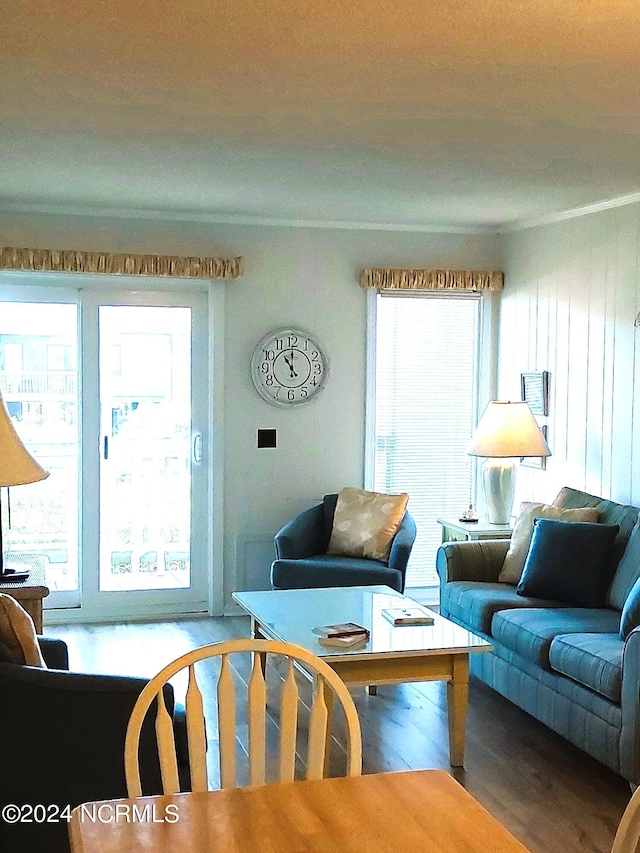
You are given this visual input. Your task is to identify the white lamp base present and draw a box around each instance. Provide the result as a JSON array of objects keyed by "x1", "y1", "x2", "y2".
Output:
[{"x1": 482, "y1": 459, "x2": 516, "y2": 524}]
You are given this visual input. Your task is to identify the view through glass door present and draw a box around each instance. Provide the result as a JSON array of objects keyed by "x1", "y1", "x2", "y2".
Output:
[
  {"x1": 0, "y1": 287, "x2": 209, "y2": 618},
  {"x1": 0, "y1": 299, "x2": 79, "y2": 608},
  {"x1": 98, "y1": 305, "x2": 193, "y2": 592}
]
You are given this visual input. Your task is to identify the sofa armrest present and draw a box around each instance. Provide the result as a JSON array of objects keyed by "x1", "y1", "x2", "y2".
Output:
[
  {"x1": 436, "y1": 540, "x2": 510, "y2": 585},
  {"x1": 274, "y1": 504, "x2": 324, "y2": 559},
  {"x1": 620, "y1": 626, "x2": 640, "y2": 783},
  {"x1": 37, "y1": 637, "x2": 69, "y2": 670}
]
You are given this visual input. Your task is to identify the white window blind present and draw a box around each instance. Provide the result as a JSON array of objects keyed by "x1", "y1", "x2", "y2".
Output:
[{"x1": 372, "y1": 293, "x2": 481, "y2": 588}]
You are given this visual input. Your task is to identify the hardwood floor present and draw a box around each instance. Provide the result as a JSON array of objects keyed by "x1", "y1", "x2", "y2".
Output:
[{"x1": 52, "y1": 615, "x2": 629, "y2": 853}]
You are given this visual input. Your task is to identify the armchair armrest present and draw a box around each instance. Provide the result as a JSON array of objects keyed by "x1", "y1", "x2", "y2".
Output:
[
  {"x1": 388, "y1": 512, "x2": 417, "y2": 586},
  {"x1": 274, "y1": 503, "x2": 324, "y2": 559},
  {"x1": 37, "y1": 636, "x2": 69, "y2": 670},
  {"x1": 436, "y1": 540, "x2": 510, "y2": 585}
]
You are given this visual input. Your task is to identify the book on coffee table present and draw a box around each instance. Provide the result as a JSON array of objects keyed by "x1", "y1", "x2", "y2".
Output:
[
  {"x1": 312, "y1": 622, "x2": 370, "y2": 639},
  {"x1": 317, "y1": 633, "x2": 369, "y2": 649},
  {"x1": 381, "y1": 606, "x2": 434, "y2": 626}
]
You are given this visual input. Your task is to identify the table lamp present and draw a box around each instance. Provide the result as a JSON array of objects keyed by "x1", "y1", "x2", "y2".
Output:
[
  {"x1": 467, "y1": 401, "x2": 550, "y2": 524},
  {"x1": 0, "y1": 388, "x2": 49, "y2": 582}
]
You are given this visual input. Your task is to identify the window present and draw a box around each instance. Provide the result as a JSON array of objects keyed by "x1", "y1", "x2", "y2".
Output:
[{"x1": 369, "y1": 292, "x2": 482, "y2": 590}]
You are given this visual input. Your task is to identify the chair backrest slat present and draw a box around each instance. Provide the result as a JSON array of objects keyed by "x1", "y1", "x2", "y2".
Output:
[
  {"x1": 155, "y1": 687, "x2": 180, "y2": 795},
  {"x1": 247, "y1": 653, "x2": 267, "y2": 786},
  {"x1": 306, "y1": 675, "x2": 329, "y2": 780},
  {"x1": 124, "y1": 638, "x2": 362, "y2": 795},
  {"x1": 217, "y1": 653, "x2": 237, "y2": 788},
  {"x1": 185, "y1": 664, "x2": 208, "y2": 792},
  {"x1": 278, "y1": 658, "x2": 299, "y2": 783}
]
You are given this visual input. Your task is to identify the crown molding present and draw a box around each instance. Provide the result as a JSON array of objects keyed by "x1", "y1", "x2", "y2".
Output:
[
  {"x1": 0, "y1": 199, "x2": 497, "y2": 235},
  {"x1": 499, "y1": 190, "x2": 640, "y2": 233},
  {"x1": 4, "y1": 190, "x2": 640, "y2": 235}
]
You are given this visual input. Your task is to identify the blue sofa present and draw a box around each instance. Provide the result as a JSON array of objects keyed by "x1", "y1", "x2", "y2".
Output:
[{"x1": 437, "y1": 486, "x2": 640, "y2": 783}]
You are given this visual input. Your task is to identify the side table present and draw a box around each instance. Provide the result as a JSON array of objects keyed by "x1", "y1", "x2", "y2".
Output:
[
  {"x1": 0, "y1": 562, "x2": 50, "y2": 633},
  {"x1": 437, "y1": 517, "x2": 513, "y2": 543}
]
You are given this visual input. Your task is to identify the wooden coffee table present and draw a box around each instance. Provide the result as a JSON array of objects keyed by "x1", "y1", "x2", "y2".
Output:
[{"x1": 232, "y1": 585, "x2": 492, "y2": 767}]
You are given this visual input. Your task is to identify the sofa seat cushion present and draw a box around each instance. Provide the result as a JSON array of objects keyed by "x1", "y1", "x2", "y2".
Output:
[
  {"x1": 271, "y1": 555, "x2": 403, "y2": 592},
  {"x1": 441, "y1": 581, "x2": 567, "y2": 636},
  {"x1": 488, "y1": 640, "x2": 622, "y2": 726},
  {"x1": 491, "y1": 608, "x2": 620, "y2": 670},
  {"x1": 548, "y1": 633, "x2": 623, "y2": 702}
]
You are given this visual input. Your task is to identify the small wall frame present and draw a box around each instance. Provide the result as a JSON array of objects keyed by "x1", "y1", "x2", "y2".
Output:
[{"x1": 521, "y1": 371, "x2": 550, "y2": 416}]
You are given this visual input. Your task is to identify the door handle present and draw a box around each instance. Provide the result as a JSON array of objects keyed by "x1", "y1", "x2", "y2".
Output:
[
  {"x1": 103, "y1": 435, "x2": 109, "y2": 460},
  {"x1": 192, "y1": 432, "x2": 203, "y2": 465}
]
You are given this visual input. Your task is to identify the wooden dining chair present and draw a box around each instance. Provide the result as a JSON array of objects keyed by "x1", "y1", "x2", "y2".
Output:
[
  {"x1": 124, "y1": 638, "x2": 362, "y2": 796},
  {"x1": 612, "y1": 786, "x2": 640, "y2": 853}
]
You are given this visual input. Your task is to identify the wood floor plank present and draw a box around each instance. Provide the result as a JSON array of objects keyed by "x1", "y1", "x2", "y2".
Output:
[{"x1": 51, "y1": 616, "x2": 630, "y2": 853}]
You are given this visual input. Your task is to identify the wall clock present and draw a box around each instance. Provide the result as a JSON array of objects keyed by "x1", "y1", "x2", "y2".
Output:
[{"x1": 251, "y1": 328, "x2": 329, "y2": 406}]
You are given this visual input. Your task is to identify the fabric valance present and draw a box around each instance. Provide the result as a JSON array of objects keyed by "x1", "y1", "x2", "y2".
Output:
[
  {"x1": 359, "y1": 268, "x2": 504, "y2": 292},
  {"x1": 0, "y1": 247, "x2": 242, "y2": 280}
]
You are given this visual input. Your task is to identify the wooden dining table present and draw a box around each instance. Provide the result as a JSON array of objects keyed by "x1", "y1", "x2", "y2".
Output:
[{"x1": 68, "y1": 769, "x2": 530, "y2": 852}]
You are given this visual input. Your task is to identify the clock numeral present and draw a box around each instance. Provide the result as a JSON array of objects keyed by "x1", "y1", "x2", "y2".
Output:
[
  {"x1": 287, "y1": 389, "x2": 295, "y2": 401},
  {"x1": 311, "y1": 350, "x2": 319, "y2": 361},
  {"x1": 300, "y1": 388, "x2": 308, "y2": 398},
  {"x1": 313, "y1": 363, "x2": 322, "y2": 375},
  {"x1": 261, "y1": 361, "x2": 270, "y2": 373},
  {"x1": 274, "y1": 386, "x2": 281, "y2": 397},
  {"x1": 265, "y1": 375, "x2": 274, "y2": 386},
  {"x1": 310, "y1": 377, "x2": 318, "y2": 386},
  {"x1": 275, "y1": 338, "x2": 284, "y2": 350},
  {"x1": 263, "y1": 349, "x2": 276, "y2": 361},
  {"x1": 287, "y1": 334, "x2": 298, "y2": 347},
  {"x1": 303, "y1": 338, "x2": 309, "y2": 351}
]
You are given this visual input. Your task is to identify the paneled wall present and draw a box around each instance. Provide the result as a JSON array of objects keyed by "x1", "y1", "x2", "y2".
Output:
[{"x1": 499, "y1": 203, "x2": 640, "y2": 507}]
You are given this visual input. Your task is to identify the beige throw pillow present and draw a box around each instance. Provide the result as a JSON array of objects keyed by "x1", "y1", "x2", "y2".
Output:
[
  {"x1": 0, "y1": 593, "x2": 46, "y2": 667},
  {"x1": 328, "y1": 487, "x2": 409, "y2": 562},
  {"x1": 498, "y1": 502, "x2": 600, "y2": 584}
]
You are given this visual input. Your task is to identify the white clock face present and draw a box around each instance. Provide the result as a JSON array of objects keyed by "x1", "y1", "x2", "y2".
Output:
[{"x1": 251, "y1": 328, "x2": 329, "y2": 406}]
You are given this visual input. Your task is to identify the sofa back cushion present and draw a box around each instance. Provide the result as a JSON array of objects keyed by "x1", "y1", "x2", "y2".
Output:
[
  {"x1": 553, "y1": 487, "x2": 640, "y2": 610},
  {"x1": 609, "y1": 516, "x2": 640, "y2": 612}
]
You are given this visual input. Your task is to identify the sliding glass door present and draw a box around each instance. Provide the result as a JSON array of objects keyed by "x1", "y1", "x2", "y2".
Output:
[{"x1": 0, "y1": 285, "x2": 209, "y2": 618}]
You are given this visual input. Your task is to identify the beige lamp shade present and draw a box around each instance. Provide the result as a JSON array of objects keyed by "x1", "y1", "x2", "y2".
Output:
[
  {"x1": 467, "y1": 401, "x2": 550, "y2": 458},
  {"x1": 0, "y1": 390, "x2": 49, "y2": 487}
]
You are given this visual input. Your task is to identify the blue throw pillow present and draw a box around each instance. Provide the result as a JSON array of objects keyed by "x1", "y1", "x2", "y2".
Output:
[
  {"x1": 620, "y1": 576, "x2": 640, "y2": 639},
  {"x1": 517, "y1": 518, "x2": 620, "y2": 607}
]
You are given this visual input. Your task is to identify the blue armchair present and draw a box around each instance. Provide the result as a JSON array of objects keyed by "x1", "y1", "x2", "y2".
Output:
[
  {"x1": 0, "y1": 637, "x2": 188, "y2": 853},
  {"x1": 271, "y1": 493, "x2": 417, "y2": 593}
]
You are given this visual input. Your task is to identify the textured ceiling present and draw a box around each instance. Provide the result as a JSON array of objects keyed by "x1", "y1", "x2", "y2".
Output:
[{"x1": 2, "y1": 0, "x2": 640, "y2": 230}]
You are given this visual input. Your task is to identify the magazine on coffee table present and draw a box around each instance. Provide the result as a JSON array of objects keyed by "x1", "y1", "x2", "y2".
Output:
[{"x1": 381, "y1": 606, "x2": 435, "y2": 626}]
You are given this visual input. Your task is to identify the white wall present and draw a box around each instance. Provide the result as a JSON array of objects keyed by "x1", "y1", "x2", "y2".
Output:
[
  {"x1": 0, "y1": 211, "x2": 501, "y2": 608},
  {"x1": 498, "y1": 203, "x2": 640, "y2": 509}
]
